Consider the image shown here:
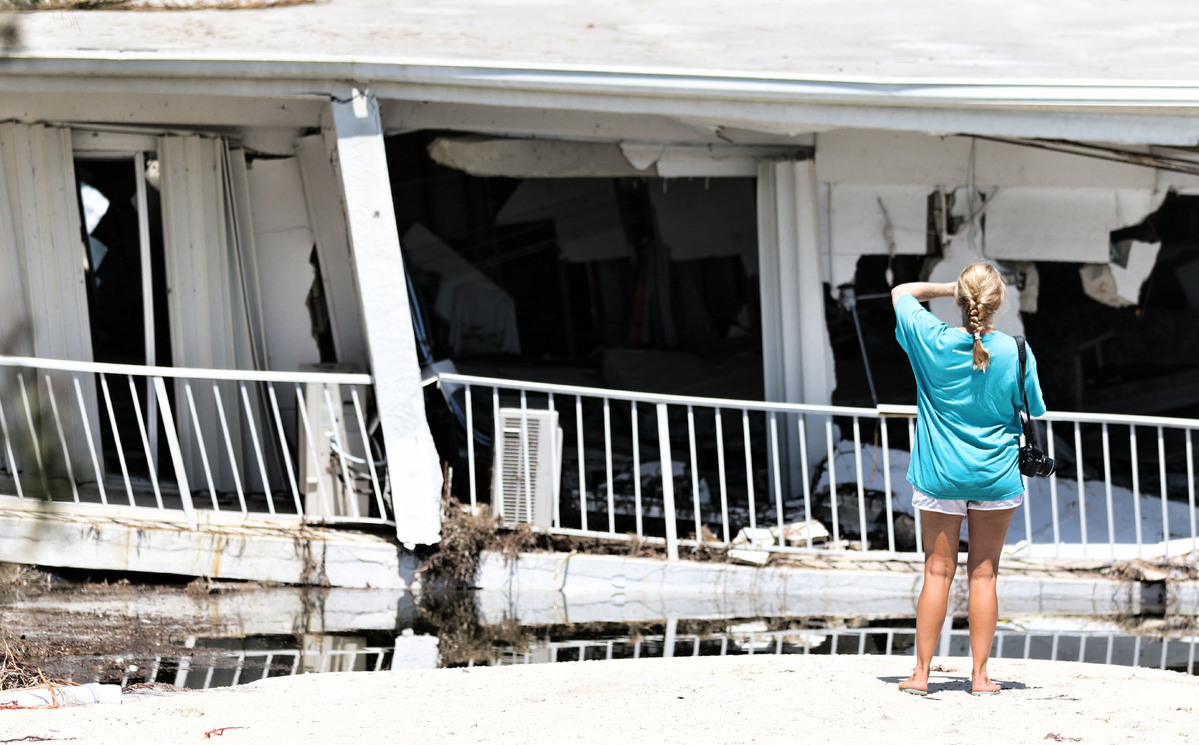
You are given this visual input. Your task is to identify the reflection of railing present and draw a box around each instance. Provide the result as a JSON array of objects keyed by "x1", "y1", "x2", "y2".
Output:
[
  {"x1": 113, "y1": 637, "x2": 394, "y2": 690},
  {"x1": 480, "y1": 626, "x2": 1198, "y2": 676},
  {"x1": 0, "y1": 356, "x2": 390, "y2": 526},
  {"x1": 55, "y1": 625, "x2": 1199, "y2": 688},
  {"x1": 434, "y1": 372, "x2": 1199, "y2": 561}
]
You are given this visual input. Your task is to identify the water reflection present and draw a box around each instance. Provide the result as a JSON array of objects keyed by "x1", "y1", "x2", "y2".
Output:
[
  {"x1": 11, "y1": 586, "x2": 1194, "y2": 689},
  {"x1": 65, "y1": 620, "x2": 1199, "y2": 690}
]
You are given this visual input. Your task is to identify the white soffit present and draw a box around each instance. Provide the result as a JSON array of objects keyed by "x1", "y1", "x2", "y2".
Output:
[
  {"x1": 817, "y1": 129, "x2": 973, "y2": 185},
  {"x1": 985, "y1": 188, "x2": 1162, "y2": 263},
  {"x1": 817, "y1": 129, "x2": 1159, "y2": 190},
  {"x1": 973, "y1": 138, "x2": 1155, "y2": 189}
]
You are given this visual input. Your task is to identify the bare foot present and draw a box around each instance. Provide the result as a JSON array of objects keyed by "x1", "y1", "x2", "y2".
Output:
[{"x1": 899, "y1": 672, "x2": 929, "y2": 696}]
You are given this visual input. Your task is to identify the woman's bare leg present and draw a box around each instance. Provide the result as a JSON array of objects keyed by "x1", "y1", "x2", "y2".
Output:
[
  {"x1": 964, "y1": 506, "x2": 1017, "y2": 694},
  {"x1": 900, "y1": 509, "x2": 963, "y2": 694}
]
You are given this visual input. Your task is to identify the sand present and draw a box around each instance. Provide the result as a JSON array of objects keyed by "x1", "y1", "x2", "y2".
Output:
[
  {"x1": 2, "y1": 652, "x2": 1199, "y2": 739},
  {"x1": 4, "y1": 655, "x2": 1196, "y2": 744}
]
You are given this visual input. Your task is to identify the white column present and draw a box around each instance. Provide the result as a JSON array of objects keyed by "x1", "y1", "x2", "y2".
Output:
[
  {"x1": 757, "y1": 160, "x2": 836, "y2": 489},
  {"x1": 330, "y1": 89, "x2": 442, "y2": 546}
]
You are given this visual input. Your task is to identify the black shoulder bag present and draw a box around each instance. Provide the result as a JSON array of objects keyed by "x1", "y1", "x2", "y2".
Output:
[{"x1": 1015, "y1": 336, "x2": 1055, "y2": 477}]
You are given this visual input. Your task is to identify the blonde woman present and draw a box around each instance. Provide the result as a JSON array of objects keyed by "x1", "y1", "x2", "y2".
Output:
[{"x1": 890, "y1": 262, "x2": 1046, "y2": 696}]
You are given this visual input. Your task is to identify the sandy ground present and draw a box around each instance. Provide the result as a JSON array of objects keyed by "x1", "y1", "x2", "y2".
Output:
[{"x1": 4, "y1": 655, "x2": 1196, "y2": 744}]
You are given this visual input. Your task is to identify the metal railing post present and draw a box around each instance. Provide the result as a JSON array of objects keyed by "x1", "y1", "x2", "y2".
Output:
[
  {"x1": 153, "y1": 376, "x2": 196, "y2": 529},
  {"x1": 656, "y1": 402, "x2": 679, "y2": 560}
]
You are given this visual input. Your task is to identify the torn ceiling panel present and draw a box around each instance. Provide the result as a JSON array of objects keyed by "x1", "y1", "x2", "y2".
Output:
[
  {"x1": 984, "y1": 187, "x2": 1163, "y2": 263},
  {"x1": 620, "y1": 143, "x2": 803, "y2": 177},
  {"x1": 816, "y1": 129, "x2": 973, "y2": 185},
  {"x1": 428, "y1": 136, "x2": 649, "y2": 178},
  {"x1": 495, "y1": 178, "x2": 627, "y2": 263}
]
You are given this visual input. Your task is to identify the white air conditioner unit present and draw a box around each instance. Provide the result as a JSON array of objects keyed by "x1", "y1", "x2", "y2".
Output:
[
  {"x1": 297, "y1": 364, "x2": 370, "y2": 520},
  {"x1": 491, "y1": 407, "x2": 561, "y2": 528}
]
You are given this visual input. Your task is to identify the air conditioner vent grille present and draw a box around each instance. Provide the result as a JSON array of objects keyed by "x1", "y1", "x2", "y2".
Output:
[{"x1": 492, "y1": 408, "x2": 560, "y2": 527}]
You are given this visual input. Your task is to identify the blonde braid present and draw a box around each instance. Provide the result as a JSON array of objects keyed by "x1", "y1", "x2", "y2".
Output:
[
  {"x1": 967, "y1": 297, "x2": 990, "y2": 371},
  {"x1": 955, "y1": 262, "x2": 1005, "y2": 372}
]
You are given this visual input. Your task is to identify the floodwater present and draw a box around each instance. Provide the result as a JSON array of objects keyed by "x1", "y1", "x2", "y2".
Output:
[{"x1": 1, "y1": 578, "x2": 1195, "y2": 690}]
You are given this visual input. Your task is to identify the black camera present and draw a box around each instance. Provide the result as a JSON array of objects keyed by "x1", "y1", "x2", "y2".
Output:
[{"x1": 1018, "y1": 444, "x2": 1055, "y2": 478}]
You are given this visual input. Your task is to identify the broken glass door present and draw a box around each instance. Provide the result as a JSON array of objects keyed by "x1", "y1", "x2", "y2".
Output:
[{"x1": 76, "y1": 152, "x2": 171, "y2": 485}]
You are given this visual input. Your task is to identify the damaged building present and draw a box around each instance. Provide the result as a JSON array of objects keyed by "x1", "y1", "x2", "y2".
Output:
[{"x1": 0, "y1": 1, "x2": 1198, "y2": 581}]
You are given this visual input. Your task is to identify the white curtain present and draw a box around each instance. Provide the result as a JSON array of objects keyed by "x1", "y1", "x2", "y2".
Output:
[
  {"x1": 158, "y1": 135, "x2": 271, "y2": 496},
  {"x1": 0, "y1": 122, "x2": 100, "y2": 488}
]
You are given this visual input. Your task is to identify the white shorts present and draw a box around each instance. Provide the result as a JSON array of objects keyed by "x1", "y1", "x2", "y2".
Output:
[{"x1": 912, "y1": 489, "x2": 1023, "y2": 516}]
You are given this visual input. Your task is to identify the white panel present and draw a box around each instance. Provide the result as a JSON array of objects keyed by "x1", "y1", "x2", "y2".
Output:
[
  {"x1": 296, "y1": 133, "x2": 369, "y2": 372},
  {"x1": 819, "y1": 129, "x2": 1159, "y2": 191},
  {"x1": 247, "y1": 157, "x2": 313, "y2": 235},
  {"x1": 974, "y1": 139, "x2": 1156, "y2": 189},
  {"x1": 985, "y1": 187, "x2": 1161, "y2": 262},
  {"x1": 159, "y1": 135, "x2": 255, "y2": 492},
  {"x1": 245, "y1": 156, "x2": 320, "y2": 374},
  {"x1": 829, "y1": 184, "x2": 929, "y2": 258},
  {"x1": 756, "y1": 165, "x2": 783, "y2": 406},
  {"x1": 0, "y1": 122, "x2": 99, "y2": 477},
  {"x1": 816, "y1": 129, "x2": 971, "y2": 186},
  {"x1": 0, "y1": 130, "x2": 26, "y2": 350},
  {"x1": 227, "y1": 148, "x2": 267, "y2": 372}
]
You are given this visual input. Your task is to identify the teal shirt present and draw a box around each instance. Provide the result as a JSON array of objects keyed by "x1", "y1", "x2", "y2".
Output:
[{"x1": 894, "y1": 293, "x2": 1047, "y2": 500}]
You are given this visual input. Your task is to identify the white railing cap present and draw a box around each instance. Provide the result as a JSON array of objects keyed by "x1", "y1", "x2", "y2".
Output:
[{"x1": 0, "y1": 355, "x2": 375, "y2": 385}]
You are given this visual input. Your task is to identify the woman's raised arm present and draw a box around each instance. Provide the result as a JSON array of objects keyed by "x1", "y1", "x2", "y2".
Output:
[{"x1": 891, "y1": 281, "x2": 957, "y2": 307}]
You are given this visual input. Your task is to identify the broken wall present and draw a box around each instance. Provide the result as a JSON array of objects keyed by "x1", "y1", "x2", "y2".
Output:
[{"x1": 815, "y1": 129, "x2": 1169, "y2": 332}]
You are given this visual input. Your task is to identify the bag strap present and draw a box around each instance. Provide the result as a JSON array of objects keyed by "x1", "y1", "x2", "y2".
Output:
[{"x1": 1015, "y1": 335, "x2": 1034, "y2": 442}]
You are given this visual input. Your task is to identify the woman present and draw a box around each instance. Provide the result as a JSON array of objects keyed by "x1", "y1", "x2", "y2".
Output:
[{"x1": 891, "y1": 262, "x2": 1046, "y2": 696}]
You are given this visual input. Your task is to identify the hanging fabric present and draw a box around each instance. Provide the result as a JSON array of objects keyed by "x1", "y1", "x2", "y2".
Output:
[{"x1": 0, "y1": 122, "x2": 101, "y2": 491}]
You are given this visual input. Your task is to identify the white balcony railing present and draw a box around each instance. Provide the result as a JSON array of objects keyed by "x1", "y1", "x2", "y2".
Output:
[
  {"x1": 434, "y1": 372, "x2": 1199, "y2": 562},
  {"x1": 0, "y1": 355, "x2": 390, "y2": 527}
]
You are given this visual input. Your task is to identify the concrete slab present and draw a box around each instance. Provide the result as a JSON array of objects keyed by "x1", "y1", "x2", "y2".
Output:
[
  {"x1": 476, "y1": 551, "x2": 1160, "y2": 625},
  {"x1": 1170, "y1": 580, "x2": 1199, "y2": 617},
  {"x1": 5, "y1": 585, "x2": 417, "y2": 636},
  {"x1": 0, "y1": 500, "x2": 416, "y2": 589}
]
